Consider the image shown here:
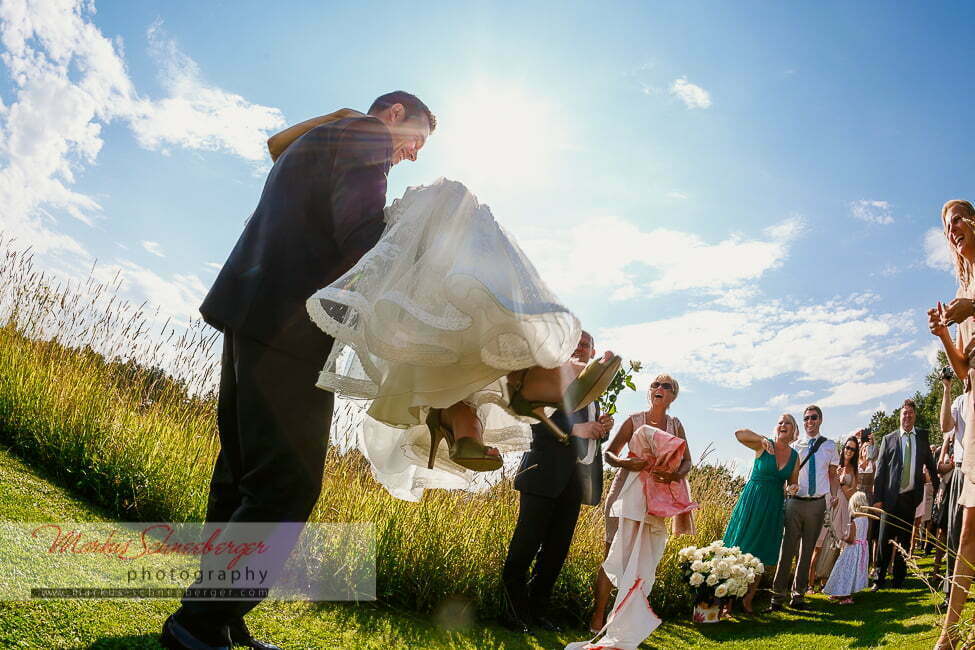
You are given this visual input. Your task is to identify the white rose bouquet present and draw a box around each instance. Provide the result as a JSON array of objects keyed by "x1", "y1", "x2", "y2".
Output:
[{"x1": 677, "y1": 540, "x2": 764, "y2": 607}]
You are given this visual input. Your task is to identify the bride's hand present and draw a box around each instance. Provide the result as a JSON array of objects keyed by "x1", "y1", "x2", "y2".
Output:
[
  {"x1": 944, "y1": 298, "x2": 975, "y2": 326},
  {"x1": 620, "y1": 457, "x2": 647, "y2": 472}
]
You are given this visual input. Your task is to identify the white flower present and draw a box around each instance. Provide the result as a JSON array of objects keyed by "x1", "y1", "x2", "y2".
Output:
[
  {"x1": 691, "y1": 560, "x2": 707, "y2": 573},
  {"x1": 712, "y1": 540, "x2": 725, "y2": 548},
  {"x1": 706, "y1": 574, "x2": 719, "y2": 586},
  {"x1": 715, "y1": 583, "x2": 729, "y2": 598},
  {"x1": 690, "y1": 572, "x2": 705, "y2": 587},
  {"x1": 736, "y1": 585, "x2": 748, "y2": 597},
  {"x1": 725, "y1": 578, "x2": 738, "y2": 593},
  {"x1": 746, "y1": 569, "x2": 756, "y2": 583},
  {"x1": 755, "y1": 562, "x2": 765, "y2": 574},
  {"x1": 692, "y1": 550, "x2": 704, "y2": 562}
]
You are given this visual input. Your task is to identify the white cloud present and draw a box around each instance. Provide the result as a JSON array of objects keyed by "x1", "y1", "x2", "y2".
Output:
[
  {"x1": 858, "y1": 401, "x2": 889, "y2": 417},
  {"x1": 141, "y1": 240, "x2": 165, "y2": 257},
  {"x1": 129, "y1": 22, "x2": 284, "y2": 162},
  {"x1": 670, "y1": 77, "x2": 712, "y2": 109},
  {"x1": 600, "y1": 294, "x2": 915, "y2": 389},
  {"x1": 924, "y1": 227, "x2": 953, "y2": 273},
  {"x1": 850, "y1": 200, "x2": 894, "y2": 225},
  {"x1": 91, "y1": 259, "x2": 206, "y2": 325},
  {"x1": 914, "y1": 338, "x2": 942, "y2": 367},
  {"x1": 0, "y1": 1, "x2": 284, "y2": 277},
  {"x1": 666, "y1": 190, "x2": 688, "y2": 200},
  {"x1": 522, "y1": 215, "x2": 805, "y2": 300},
  {"x1": 816, "y1": 379, "x2": 913, "y2": 409},
  {"x1": 204, "y1": 261, "x2": 222, "y2": 270}
]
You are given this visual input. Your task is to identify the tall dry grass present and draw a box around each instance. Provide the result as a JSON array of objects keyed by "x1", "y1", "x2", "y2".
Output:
[{"x1": 0, "y1": 238, "x2": 739, "y2": 620}]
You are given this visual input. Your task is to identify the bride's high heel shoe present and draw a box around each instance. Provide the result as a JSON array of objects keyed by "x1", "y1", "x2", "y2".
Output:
[
  {"x1": 508, "y1": 354, "x2": 622, "y2": 444},
  {"x1": 426, "y1": 408, "x2": 503, "y2": 472}
]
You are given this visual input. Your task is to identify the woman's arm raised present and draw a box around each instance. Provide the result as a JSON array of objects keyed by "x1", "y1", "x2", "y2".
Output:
[{"x1": 735, "y1": 428, "x2": 774, "y2": 457}]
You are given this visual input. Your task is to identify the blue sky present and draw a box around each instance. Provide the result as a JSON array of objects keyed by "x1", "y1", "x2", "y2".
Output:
[{"x1": 2, "y1": 0, "x2": 973, "y2": 473}]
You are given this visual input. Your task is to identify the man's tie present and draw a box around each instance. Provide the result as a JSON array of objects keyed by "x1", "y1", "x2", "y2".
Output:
[
  {"x1": 900, "y1": 431, "x2": 913, "y2": 491},
  {"x1": 807, "y1": 442, "x2": 816, "y2": 496}
]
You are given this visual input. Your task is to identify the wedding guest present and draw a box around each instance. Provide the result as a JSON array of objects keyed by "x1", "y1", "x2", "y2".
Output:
[
  {"x1": 588, "y1": 375, "x2": 691, "y2": 635},
  {"x1": 809, "y1": 436, "x2": 859, "y2": 592},
  {"x1": 857, "y1": 430, "x2": 877, "y2": 502},
  {"x1": 766, "y1": 405, "x2": 839, "y2": 612},
  {"x1": 930, "y1": 436, "x2": 955, "y2": 581},
  {"x1": 722, "y1": 415, "x2": 800, "y2": 613},
  {"x1": 938, "y1": 372, "x2": 966, "y2": 593},
  {"x1": 911, "y1": 461, "x2": 935, "y2": 555},
  {"x1": 823, "y1": 491, "x2": 871, "y2": 604},
  {"x1": 870, "y1": 399, "x2": 939, "y2": 591},
  {"x1": 932, "y1": 199, "x2": 975, "y2": 649},
  {"x1": 577, "y1": 374, "x2": 695, "y2": 649},
  {"x1": 501, "y1": 332, "x2": 613, "y2": 634}
]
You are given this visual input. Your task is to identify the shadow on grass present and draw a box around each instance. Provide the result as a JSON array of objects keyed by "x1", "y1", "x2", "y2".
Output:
[
  {"x1": 76, "y1": 634, "x2": 161, "y2": 649},
  {"x1": 663, "y1": 577, "x2": 937, "y2": 648}
]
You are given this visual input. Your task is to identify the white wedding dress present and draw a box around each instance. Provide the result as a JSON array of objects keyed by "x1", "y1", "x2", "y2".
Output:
[{"x1": 307, "y1": 178, "x2": 580, "y2": 501}]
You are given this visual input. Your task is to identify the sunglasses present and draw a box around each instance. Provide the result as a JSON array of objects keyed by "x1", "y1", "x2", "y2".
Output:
[
  {"x1": 803, "y1": 415, "x2": 819, "y2": 422},
  {"x1": 844, "y1": 446, "x2": 858, "y2": 452},
  {"x1": 650, "y1": 382, "x2": 674, "y2": 391}
]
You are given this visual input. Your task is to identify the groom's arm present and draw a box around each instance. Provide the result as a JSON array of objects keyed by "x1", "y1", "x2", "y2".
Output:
[{"x1": 329, "y1": 119, "x2": 393, "y2": 277}]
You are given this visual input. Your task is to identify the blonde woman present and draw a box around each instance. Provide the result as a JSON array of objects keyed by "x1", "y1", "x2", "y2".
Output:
[
  {"x1": 930, "y1": 199, "x2": 975, "y2": 649},
  {"x1": 723, "y1": 415, "x2": 800, "y2": 613},
  {"x1": 587, "y1": 374, "x2": 691, "y2": 636}
]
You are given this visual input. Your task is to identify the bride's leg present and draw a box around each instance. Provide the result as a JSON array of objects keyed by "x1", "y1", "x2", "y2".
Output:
[
  {"x1": 508, "y1": 350, "x2": 615, "y2": 404},
  {"x1": 440, "y1": 402, "x2": 500, "y2": 456}
]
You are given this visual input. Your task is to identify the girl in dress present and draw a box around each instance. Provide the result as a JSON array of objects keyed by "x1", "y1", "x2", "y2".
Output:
[
  {"x1": 305, "y1": 178, "x2": 620, "y2": 500},
  {"x1": 722, "y1": 415, "x2": 800, "y2": 614},
  {"x1": 585, "y1": 374, "x2": 693, "y2": 641},
  {"x1": 809, "y1": 436, "x2": 858, "y2": 592},
  {"x1": 823, "y1": 491, "x2": 871, "y2": 604}
]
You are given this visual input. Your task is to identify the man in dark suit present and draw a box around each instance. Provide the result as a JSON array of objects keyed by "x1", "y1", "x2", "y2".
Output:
[
  {"x1": 501, "y1": 331, "x2": 613, "y2": 633},
  {"x1": 161, "y1": 92, "x2": 435, "y2": 650},
  {"x1": 871, "y1": 398, "x2": 940, "y2": 591}
]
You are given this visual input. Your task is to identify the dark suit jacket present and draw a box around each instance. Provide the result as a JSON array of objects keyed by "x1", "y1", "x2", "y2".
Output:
[
  {"x1": 513, "y1": 407, "x2": 603, "y2": 506},
  {"x1": 873, "y1": 428, "x2": 940, "y2": 512},
  {"x1": 200, "y1": 115, "x2": 393, "y2": 361}
]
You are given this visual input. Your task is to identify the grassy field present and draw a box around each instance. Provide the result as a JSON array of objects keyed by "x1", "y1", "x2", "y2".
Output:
[{"x1": 0, "y1": 443, "x2": 951, "y2": 649}]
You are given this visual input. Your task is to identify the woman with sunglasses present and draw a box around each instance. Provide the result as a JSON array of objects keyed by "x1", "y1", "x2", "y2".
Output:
[
  {"x1": 587, "y1": 374, "x2": 690, "y2": 635},
  {"x1": 931, "y1": 199, "x2": 975, "y2": 649},
  {"x1": 722, "y1": 414, "x2": 800, "y2": 613},
  {"x1": 809, "y1": 436, "x2": 859, "y2": 593}
]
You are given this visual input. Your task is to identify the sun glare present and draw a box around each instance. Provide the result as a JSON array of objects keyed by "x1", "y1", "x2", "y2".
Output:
[{"x1": 439, "y1": 84, "x2": 563, "y2": 188}]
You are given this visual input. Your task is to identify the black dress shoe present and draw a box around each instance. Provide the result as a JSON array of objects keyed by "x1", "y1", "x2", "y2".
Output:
[
  {"x1": 789, "y1": 599, "x2": 808, "y2": 610},
  {"x1": 869, "y1": 582, "x2": 882, "y2": 592},
  {"x1": 500, "y1": 614, "x2": 532, "y2": 635},
  {"x1": 762, "y1": 602, "x2": 784, "y2": 613},
  {"x1": 228, "y1": 619, "x2": 282, "y2": 649},
  {"x1": 532, "y1": 616, "x2": 562, "y2": 633},
  {"x1": 160, "y1": 615, "x2": 230, "y2": 650}
]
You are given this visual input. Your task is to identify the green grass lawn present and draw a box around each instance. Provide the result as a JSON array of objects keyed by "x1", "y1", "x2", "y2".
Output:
[{"x1": 0, "y1": 445, "x2": 953, "y2": 649}]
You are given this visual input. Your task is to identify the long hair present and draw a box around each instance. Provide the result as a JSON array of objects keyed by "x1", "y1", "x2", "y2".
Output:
[
  {"x1": 942, "y1": 199, "x2": 975, "y2": 288},
  {"x1": 840, "y1": 435, "x2": 860, "y2": 482},
  {"x1": 849, "y1": 490, "x2": 868, "y2": 515}
]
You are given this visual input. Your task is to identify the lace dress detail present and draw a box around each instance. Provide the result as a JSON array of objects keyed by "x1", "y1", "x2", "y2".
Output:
[{"x1": 307, "y1": 178, "x2": 580, "y2": 501}]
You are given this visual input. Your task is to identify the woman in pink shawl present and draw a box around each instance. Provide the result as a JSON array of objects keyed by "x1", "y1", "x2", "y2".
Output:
[{"x1": 577, "y1": 374, "x2": 696, "y2": 650}]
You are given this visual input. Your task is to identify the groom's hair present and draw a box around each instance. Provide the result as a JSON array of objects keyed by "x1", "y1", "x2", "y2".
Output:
[{"x1": 368, "y1": 91, "x2": 437, "y2": 132}]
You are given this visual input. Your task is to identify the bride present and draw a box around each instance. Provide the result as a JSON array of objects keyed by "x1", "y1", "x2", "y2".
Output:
[
  {"x1": 303, "y1": 176, "x2": 619, "y2": 501},
  {"x1": 272, "y1": 128, "x2": 620, "y2": 501}
]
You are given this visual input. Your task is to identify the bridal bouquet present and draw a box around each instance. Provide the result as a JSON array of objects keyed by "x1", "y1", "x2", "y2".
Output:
[
  {"x1": 677, "y1": 540, "x2": 763, "y2": 606},
  {"x1": 597, "y1": 359, "x2": 641, "y2": 416}
]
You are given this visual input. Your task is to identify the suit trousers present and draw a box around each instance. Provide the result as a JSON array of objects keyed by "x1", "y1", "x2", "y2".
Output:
[
  {"x1": 771, "y1": 497, "x2": 826, "y2": 603},
  {"x1": 877, "y1": 491, "x2": 917, "y2": 587},
  {"x1": 502, "y1": 478, "x2": 584, "y2": 619},
  {"x1": 178, "y1": 329, "x2": 334, "y2": 636}
]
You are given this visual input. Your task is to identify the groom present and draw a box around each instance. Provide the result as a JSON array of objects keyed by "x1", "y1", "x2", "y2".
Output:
[
  {"x1": 502, "y1": 331, "x2": 613, "y2": 633},
  {"x1": 161, "y1": 92, "x2": 435, "y2": 650}
]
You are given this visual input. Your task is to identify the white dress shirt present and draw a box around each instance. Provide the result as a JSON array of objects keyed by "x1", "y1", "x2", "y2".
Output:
[
  {"x1": 793, "y1": 433, "x2": 840, "y2": 497},
  {"x1": 952, "y1": 394, "x2": 966, "y2": 463}
]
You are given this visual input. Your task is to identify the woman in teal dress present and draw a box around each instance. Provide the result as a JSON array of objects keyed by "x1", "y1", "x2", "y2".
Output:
[{"x1": 723, "y1": 414, "x2": 801, "y2": 613}]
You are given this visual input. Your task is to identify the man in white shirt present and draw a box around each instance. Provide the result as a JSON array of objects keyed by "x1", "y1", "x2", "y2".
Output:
[
  {"x1": 767, "y1": 404, "x2": 839, "y2": 611},
  {"x1": 940, "y1": 376, "x2": 967, "y2": 591},
  {"x1": 871, "y1": 399, "x2": 940, "y2": 590}
]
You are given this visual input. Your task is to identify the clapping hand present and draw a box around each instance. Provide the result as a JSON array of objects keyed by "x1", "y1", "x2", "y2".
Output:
[
  {"x1": 786, "y1": 483, "x2": 799, "y2": 496},
  {"x1": 620, "y1": 456, "x2": 647, "y2": 472},
  {"x1": 597, "y1": 414, "x2": 614, "y2": 438},
  {"x1": 929, "y1": 303, "x2": 948, "y2": 337},
  {"x1": 943, "y1": 298, "x2": 975, "y2": 326}
]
